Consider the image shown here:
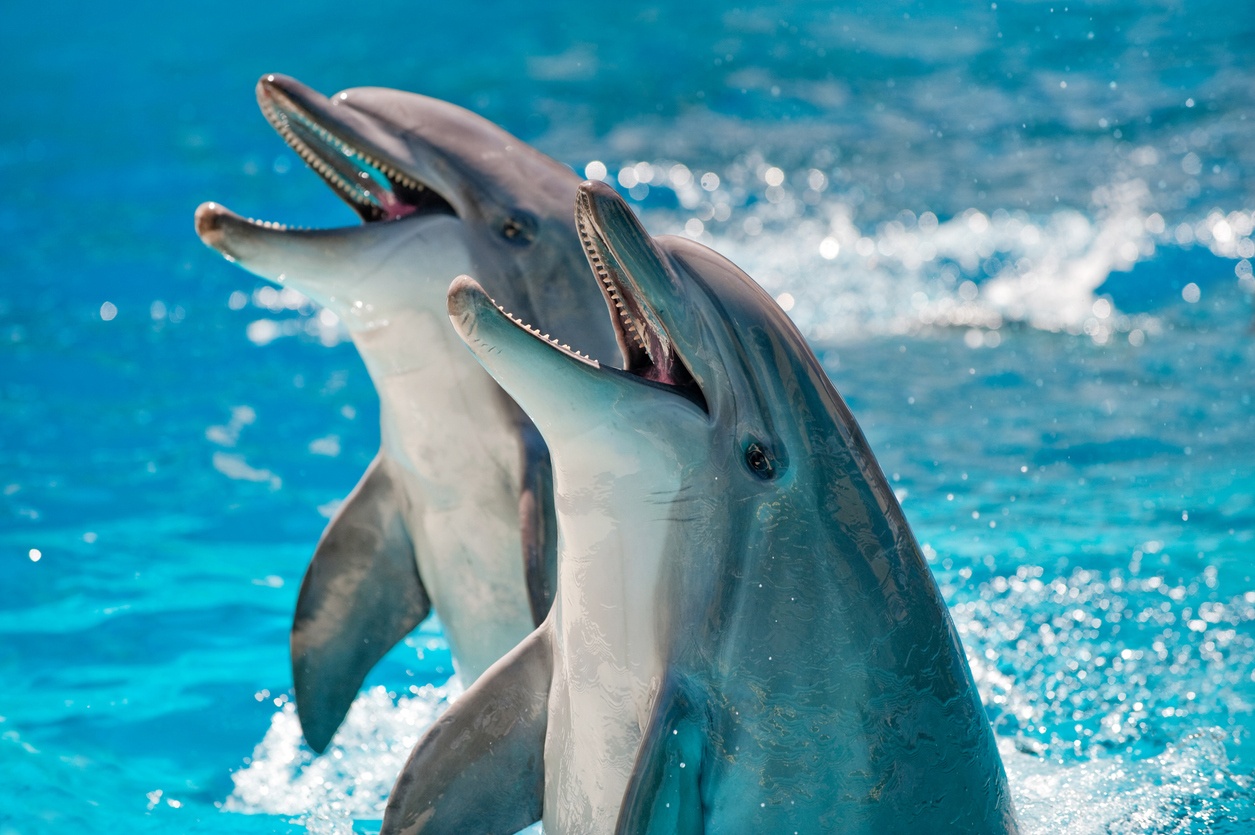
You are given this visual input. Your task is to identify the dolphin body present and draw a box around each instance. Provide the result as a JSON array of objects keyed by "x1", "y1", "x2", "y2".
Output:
[
  {"x1": 381, "y1": 181, "x2": 1019, "y2": 834},
  {"x1": 194, "y1": 75, "x2": 617, "y2": 753}
]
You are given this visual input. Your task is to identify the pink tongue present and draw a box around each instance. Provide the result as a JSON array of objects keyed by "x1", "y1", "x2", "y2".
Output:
[
  {"x1": 376, "y1": 188, "x2": 418, "y2": 221},
  {"x1": 349, "y1": 169, "x2": 418, "y2": 221}
]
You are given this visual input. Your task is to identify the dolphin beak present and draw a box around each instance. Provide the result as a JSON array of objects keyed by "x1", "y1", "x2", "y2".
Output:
[
  {"x1": 448, "y1": 275, "x2": 614, "y2": 422},
  {"x1": 195, "y1": 201, "x2": 470, "y2": 320},
  {"x1": 194, "y1": 201, "x2": 272, "y2": 262}
]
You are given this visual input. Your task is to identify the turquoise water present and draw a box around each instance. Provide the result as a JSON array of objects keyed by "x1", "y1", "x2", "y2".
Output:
[{"x1": 2, "y1": 1, "x2": 1253, "y2": 831}]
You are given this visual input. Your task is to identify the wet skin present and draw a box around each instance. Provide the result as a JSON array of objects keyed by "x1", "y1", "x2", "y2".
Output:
[
  {"x1": 381, "y1": 181, "x2": 1018, "y2": 834},
  {"x1": 194, "y1": 75, "x2": 617, "y2": 752}
]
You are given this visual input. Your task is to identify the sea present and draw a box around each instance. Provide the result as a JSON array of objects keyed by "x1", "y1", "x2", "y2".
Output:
[{"x1": 2, "y1": 0, "x2": 1253, "y2": 831}]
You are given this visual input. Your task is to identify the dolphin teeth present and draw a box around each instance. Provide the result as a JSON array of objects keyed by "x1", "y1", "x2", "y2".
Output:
[
  {"x1": 261, "y1": 88, "x2": 440, "y2": 220},
  {"x1": 485, "y1": 293, "x2": 601, "y2": 369},
  {"x1": 577, "y1": 216, "x2": 652, "y2": 357}
]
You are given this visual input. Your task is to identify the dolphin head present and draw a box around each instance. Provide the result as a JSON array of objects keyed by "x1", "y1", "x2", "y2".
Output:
[
  {"x1": 448, "y1": 179, "x2": 859, "y2": 513},
  {"x1": 195, "y1": 75, "x2": 614, "y2": 359},
  {"x1": 451, "y1": 179, "x2": 950, "y2": 673}
]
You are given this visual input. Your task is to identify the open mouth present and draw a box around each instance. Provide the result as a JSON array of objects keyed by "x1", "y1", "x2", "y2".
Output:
[
  {"x1": 575, "y1": 185, "x2": 699, "y2": 395},
  {"x1": 470, "y1": 182, "x2": 705, "y2": 410},
  {"x1": 252, "y1": 74, "x2": 456, "y2": 226}
]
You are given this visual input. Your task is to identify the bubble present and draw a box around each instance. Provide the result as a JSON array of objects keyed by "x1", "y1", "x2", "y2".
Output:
[
  {"x1": 28, "y1": 548, "x2": 41, "y2": 562},
  {"x1": 1181, "y1": 283, "x2": 1201, "y2": 303},
  {"x1": 246, "y1": 319, "x2": 281, "y2": 346},
  {"x1": 255, "y1": 286, "x2": 280, "y2": 310},
  {"x1": 584, "y1": 160, "x2": 607, "y2": 181},
  {"x1": 99, "y1": 301, "x2": 117, "y2": 321}
]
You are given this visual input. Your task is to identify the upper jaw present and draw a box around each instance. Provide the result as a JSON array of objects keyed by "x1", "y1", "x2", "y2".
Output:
[
  {"x1": 254, "y1": 74, "x2": 456, "y2": 223},
  {"x1": 575, "y1": 181, "x2": 701, "y2": 401}
]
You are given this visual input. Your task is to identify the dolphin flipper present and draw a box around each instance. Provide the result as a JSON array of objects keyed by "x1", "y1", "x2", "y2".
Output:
[
  {"x1": 291, "y1": 453, "x2": 429, "y2": 753},
  {"x1": 382, "y1": 623, "x2": 553, "y2": 835},
  {"x1": 518, "y1": 418, "x2": 558, "y2": 625},
  {"x1": 616, "y1": 681, "x2": 706, "y2": 835}
]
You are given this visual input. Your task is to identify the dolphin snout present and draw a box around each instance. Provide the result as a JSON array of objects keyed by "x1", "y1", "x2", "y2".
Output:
[{"x1": 194, "y1": 202, "x2": 231, "y2": 252}]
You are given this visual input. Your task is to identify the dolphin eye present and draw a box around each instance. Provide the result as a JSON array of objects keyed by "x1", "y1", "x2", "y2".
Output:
[
  {"x1": 500, "y1": 213, "x2": 536, "y2": 245},
  {"x1": 744, "y1": 441, "x2": 777, "y2": 480}
]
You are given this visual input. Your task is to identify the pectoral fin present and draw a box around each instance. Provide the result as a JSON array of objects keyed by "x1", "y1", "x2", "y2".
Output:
[
  {"x1": 518, "y1": 417, "x2": 557, "y2": 625},
  {"x1": 615, "y1": 679, "x2": 706, "y2": 835},
  {"x1": 291, "y1": 452, "x2": 429, "y2": 753},
  {"x1": 381, "y1": 622, "x2": 552, "y2": 835}
]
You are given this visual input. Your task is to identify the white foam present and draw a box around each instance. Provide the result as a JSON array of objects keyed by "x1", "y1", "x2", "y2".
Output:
[
  {"x1": 226, "y1": 683, "x2": 1243, "y2": 834},
  {"x1": 1003, "y1": 730, "x2": 1241, "y2": 835},
  {"x1": 226, "y1": 683, "x2": 459, "y2": 827},
  {"x1": 677, "y1": 176, "x2": 1197, "y2": 344}
]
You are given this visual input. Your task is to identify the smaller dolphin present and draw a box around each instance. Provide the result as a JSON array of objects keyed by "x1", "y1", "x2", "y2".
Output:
[
  {"x1": 381, "y1": 182, "x2": 1018, "y2": 834},
  {"x1": 194, "y1": 75, "x2": 617, "y2": 753}
]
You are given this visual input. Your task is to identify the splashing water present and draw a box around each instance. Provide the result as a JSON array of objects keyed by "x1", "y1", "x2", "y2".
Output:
[
  {"x1": 226, "y1": 564, "x2": 1255, "y2": 832},
  {"x1": 4, "y1": 0, "x2": 1253, "y2": 831},
  {"x1": 227, "y1": 684, "x2": 459, "y2": 830}
]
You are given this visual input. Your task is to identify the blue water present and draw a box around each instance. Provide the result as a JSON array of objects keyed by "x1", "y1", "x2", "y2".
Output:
[{"x1": 3, "y1": 1, "x2": 1253, "y2": 832}]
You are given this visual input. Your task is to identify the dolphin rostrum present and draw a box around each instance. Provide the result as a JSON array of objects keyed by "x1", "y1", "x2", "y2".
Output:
[
  {"x1": 194, "y1": 75, "x2": 617, "y2": 753},
  {"x1": 381, "y1": 181, "x2": 1019, "y2": 834}
]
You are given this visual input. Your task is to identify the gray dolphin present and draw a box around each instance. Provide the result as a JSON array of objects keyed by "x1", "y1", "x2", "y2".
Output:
[
  {"x1": 380, "y1": 181, "x2": 1019, "y2": 834},
  {"x1": 194, "y1": 75, "x2": 617, "y2": 753}
]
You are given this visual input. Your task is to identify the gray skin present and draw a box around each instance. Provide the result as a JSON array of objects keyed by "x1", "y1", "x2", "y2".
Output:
[
  {"x1": 381, "y1": 181, "x2": 1019, "y2": 835},
  {"x1": 194, "y1": 75, "x2": 617, "y2": 753}
]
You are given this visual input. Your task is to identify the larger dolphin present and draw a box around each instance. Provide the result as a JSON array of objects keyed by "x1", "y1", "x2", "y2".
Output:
[
  {"x1": 381, "y1": 181, "x2": 1018, "y2": 834},
  {"x1": 194, "y1": 75, "x2": 617, "y2": 753}
]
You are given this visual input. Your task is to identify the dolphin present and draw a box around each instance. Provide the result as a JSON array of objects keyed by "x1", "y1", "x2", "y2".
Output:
[
  {"x1": 380, "y1": 181, "x2": 1019, "y2": 834},
  {"x1": 193, "y1": 75, "x2": 618, "y2": 753}
]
